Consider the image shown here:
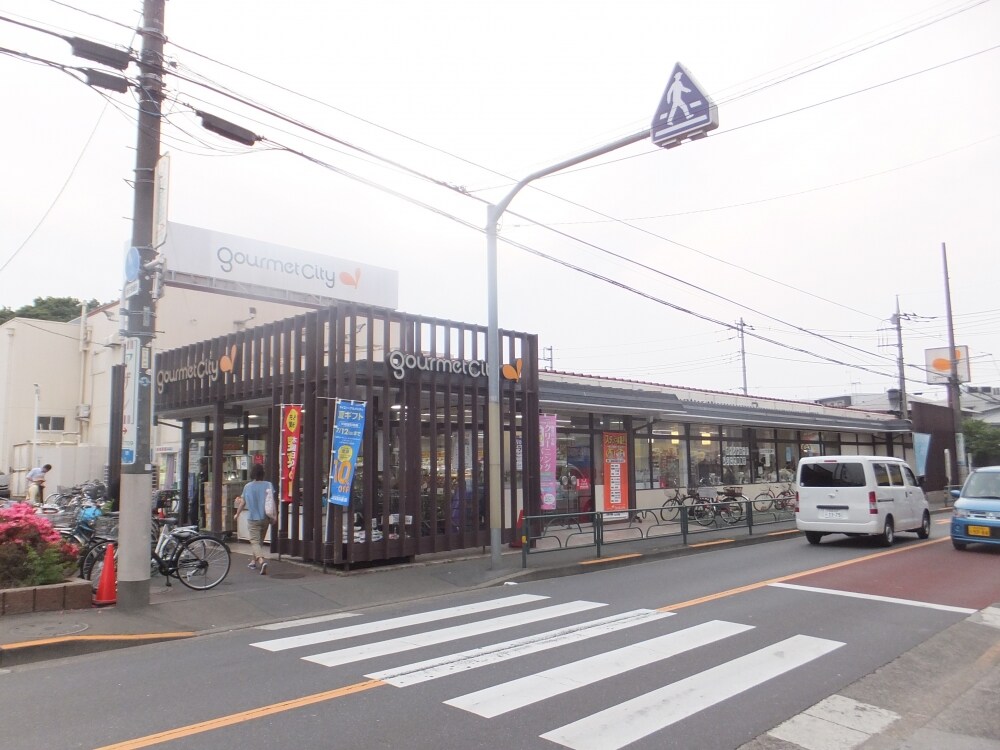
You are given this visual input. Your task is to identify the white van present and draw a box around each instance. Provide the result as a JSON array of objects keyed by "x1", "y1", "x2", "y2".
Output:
[{"x1": 795, "y1": 455, "x2": 931, "y2": 546}]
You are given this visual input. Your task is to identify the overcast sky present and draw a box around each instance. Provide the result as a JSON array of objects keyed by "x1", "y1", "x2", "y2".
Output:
[{"x1": 1, "y1": 0, "x2": 997, "y2": 404}]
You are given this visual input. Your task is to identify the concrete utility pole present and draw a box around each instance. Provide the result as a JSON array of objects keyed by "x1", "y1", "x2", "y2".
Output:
[
  {"x1": 941, "y1": 242, "x2": 963, "y2": 487},
  {"x1": 890, "y1": 297, "x2": 908, "y2": 421},
  {"x1": 738, "y1": 318, "x2": 748, "y2": 396},
  {"x1": 117, "y1": 0, "x2": 166, "y2": 610}
]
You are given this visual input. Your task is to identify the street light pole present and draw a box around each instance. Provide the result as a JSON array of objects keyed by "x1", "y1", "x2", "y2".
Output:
[{"x1": 486, "y1": 128, "x2": 650, "y2": 568}]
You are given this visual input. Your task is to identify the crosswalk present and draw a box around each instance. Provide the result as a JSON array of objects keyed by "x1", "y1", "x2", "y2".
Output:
[{"x1": 250, "y1": 594, "x2": 844, "y2": 749}]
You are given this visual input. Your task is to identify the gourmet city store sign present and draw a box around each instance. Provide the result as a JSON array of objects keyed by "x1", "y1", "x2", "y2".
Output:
[
  {"x1": 387, "y1": 350, "x2": 487, "y2": 379},
  {"x1": 160, "y1": 222, "x2": 399, "y2": 308}
]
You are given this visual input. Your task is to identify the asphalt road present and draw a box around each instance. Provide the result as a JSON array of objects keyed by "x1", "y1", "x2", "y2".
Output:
[{"x1": 3, "y1": 521, "x2": 997, "y2": 750}]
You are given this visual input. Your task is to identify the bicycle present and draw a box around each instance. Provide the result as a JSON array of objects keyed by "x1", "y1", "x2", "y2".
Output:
[
  {"x1": 83, "y1": 518, "x2": 231, "y2": 591},
  {"x1": 653, "y1": 487, "x2": 703, "y2": 523},
  {"x1": 752, "y1": 482, "x2": 796, "y2": 513},
  {"x1": 689, "y1": 488, "x2": 747, "y2": 527}
]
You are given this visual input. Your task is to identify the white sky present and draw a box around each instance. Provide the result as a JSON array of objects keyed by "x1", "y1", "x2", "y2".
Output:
[{"x1": 1, "y1": 0, "x2": 998, "y2": 403}]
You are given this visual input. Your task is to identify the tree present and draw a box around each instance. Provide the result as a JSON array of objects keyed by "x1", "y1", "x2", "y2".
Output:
[
  {"x1": 0, "y1": 296, "x2": 102, "y2": 326},
  {"x1": 963, "y1": 418, "x2": 1000, "y2": 467}
]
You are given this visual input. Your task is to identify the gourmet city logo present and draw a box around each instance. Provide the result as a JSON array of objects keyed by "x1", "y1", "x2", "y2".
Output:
[
  {"x1": 387, "y1": 351, "x2": 523, "y2": 381},
  {"x1": 157, "y1": 345, "x2": 237, "y2": 393},
  {"x1": 215, "y1": 245, "x2": 362, "y2": 290}
]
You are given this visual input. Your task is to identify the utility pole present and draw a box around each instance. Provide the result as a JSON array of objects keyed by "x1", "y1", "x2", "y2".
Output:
[
  {"x1": 942, "y1": 242, "x2": 963, "y2": 487},
  {"x1": 117, "y1": 0, "x2": 166, "y2": 610},
  {"x1": 890, "y1": 296, "x2": 908, "y2": 420},
  {"x1": 737, "y1": 318, "x2": 749, "y2": 396}
]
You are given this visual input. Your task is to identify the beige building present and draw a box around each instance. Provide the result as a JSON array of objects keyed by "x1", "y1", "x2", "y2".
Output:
[{"x1": 0, "y1": 291, "x2": 312, "y2": 497}]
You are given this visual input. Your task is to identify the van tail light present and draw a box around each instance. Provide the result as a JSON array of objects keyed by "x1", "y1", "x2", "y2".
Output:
[
  {"x1": 868, "y1": 491, "x2": 878, "y2": 515},
  {"x1": 794, "y1": 491, "x2": 799, "y2": 513}
]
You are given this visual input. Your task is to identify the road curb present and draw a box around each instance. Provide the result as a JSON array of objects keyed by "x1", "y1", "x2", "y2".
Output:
[{"x1": 0, "y1": 631, "x2": 195, "y2": 668}]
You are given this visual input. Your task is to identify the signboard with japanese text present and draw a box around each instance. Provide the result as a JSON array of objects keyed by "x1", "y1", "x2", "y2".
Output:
[
  {"x1": 280, "y1": 405, "x2": 303, "y2": 502},
  {"x1": 327, "y1": 399, "x2": 367, "y2": 508},
  {"x1": 539, "y1": 414, "x2": 557, "y2": 511},
  {"x1": 121, "y1": 337, "x2": 140, "y2": 464},
  {"x1": 603, "y1": 432, "x2": 629, "y2": 512}
]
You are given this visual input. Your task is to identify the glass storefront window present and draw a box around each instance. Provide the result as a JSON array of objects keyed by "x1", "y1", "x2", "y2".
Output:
[
  {"x1": 721, "y1": 438, "x2": 751, "y2": 485},
  {"x1": 652, "y1": 437, "x2": 687, "y2": 489},
  {"x1": 755, "y1": 442, "x2": 778, "y2": 482},
  {"x1": 634, "y1": 436, "x2": 651, "y2": 489},
  {"x1": 689, "y1": 441, "x2": 721, "y2": 487},
  {"x1": 593, "y1": 415, "x2": 625, "y2": 431},
  {"x1": 756, "y1": 429, "x2": 775, "y2": 440},
  {"x1": 556, "y1": 433, "x2": 593, "y2": 514},
  {"x1": 557, "y1": 412, "x2": 591, "y2": 430}
]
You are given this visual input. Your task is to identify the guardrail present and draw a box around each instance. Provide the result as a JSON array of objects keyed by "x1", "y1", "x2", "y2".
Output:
[{"x1": 520, "y1": 498, "x2": 797, "y2": 568}]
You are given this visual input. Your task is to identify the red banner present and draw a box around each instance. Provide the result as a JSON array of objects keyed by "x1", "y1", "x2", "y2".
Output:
[
  {"x1": 603, "y1": 432, "x2": 628, "y2": 512},
  {"x1": 281, "y1": 405, "x2": 303, "y2": 503}
]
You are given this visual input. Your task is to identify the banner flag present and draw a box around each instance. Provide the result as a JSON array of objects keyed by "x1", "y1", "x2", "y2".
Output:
[
  {"x1": 328, "y1": 399, "x2": 367, "y2": 508},
  {"x1": 280, "y1": 405, "x2": 303, "y2": 502}
]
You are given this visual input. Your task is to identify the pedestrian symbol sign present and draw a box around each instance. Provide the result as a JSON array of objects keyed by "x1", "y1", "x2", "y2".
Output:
[{"x1": 651, "y1": 63, "x2": 718, "y2": 148}]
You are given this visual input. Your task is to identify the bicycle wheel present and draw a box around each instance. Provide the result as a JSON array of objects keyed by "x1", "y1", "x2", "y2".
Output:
[
  {"x1": 752, "y1": 493, "x2": 773, "y2": 513},
  {"x1": 718, "y1": 500, "x2": 743, "y2": 525},
  {"x1": 658, "y1": 498, "x2": 681, "y2": 523},
  {"x1": 173, "y1": 535, "x2": 230, "y2": 590},
  {"x1": 775, "y1": 492, "x2": 795, "y2": 512},
  {"x1": 691, "y1": 501, "x2": 715, "y2": 527}
]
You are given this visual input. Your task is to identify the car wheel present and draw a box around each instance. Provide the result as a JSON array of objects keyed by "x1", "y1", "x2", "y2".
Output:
[
  {"x1": 879, "y1": 517, "x2": 894, "y2": 547},
  {"x1": 805, "y1": 531, "x2": 823, "y2": 545},
  {"x1": 952, "y1": 539, "x2": 967, "y2": 551},
  {"x1": 917, "y1": 511, "x2": 930, "y2": 539}
]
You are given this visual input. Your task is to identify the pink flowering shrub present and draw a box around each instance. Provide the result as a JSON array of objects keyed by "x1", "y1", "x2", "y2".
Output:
[{"x1": 0, "y1": 503, "x2": 79, "y2": 588}]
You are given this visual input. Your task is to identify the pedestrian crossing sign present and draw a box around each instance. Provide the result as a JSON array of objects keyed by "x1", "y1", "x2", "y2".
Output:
[{"x1": 651, "y1": 62, "x2": 719, "y2": 148}]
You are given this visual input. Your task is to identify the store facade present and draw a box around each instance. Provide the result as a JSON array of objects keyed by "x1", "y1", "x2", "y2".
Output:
[
  {"x1": 154, "y1": 302, "x2": 540, "y2": 565},
  {"x1": 155, "y1": 305, "x2": 913, "y2": 567}
]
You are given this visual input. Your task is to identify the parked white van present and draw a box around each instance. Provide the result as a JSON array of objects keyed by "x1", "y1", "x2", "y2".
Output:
[{"x1": 796, "y1": 455, "x2": 931, "y2": 546}]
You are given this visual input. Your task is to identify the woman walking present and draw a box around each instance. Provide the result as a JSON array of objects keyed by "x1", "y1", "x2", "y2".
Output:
[{"x1": 235, "y1": 464, "x2": 274, "y2": 575}]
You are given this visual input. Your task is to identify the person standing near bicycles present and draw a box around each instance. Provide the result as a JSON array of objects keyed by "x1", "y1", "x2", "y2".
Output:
[
  {"x1": 235, "y1": 464, "x2": 274, "y2": 575},
  {"x1": 25, "y1": 463, "x2": 51, "y2": 506}
]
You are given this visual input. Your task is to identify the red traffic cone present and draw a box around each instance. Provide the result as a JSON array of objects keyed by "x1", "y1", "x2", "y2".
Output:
[
  {"x1": 93, "y1": 543, "x2": 117, "y2": 606},
  {"x1": 510, "y1": 509, "x2": 524, "y2": 548}
]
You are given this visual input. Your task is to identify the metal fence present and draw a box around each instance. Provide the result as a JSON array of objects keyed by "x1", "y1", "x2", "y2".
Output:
[{"x1": 520, "y1": 497, "x2": 797, "y2": 567}]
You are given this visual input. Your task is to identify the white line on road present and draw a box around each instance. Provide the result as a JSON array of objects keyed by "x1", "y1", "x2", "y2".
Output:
[
  {"x1": 769, "y1": 583, "x2": 977, "y2": 614},
  {"x1": 304, "y1": 600, "x2": 606, "y2": 668},
  {"x1": 446, "y1": 619, "x2": 753, "y2": 718},
  {"x1": 540, "y1": 635, "x2": 844, "y2": 750},
  {"x1": 370, "y1": 609, "x2": 670, "y2": 687},
  {"x1": 250, "y1": 594, "x2": 548, "y2": 651},
  {"x1": 256, "y1": 613, "x2": 360, "y2": 630}
]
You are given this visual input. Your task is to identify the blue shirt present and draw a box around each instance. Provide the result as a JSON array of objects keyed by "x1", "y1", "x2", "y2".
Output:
[{"x1": 241, "y1": 480, "x2": 273, "y2": 522}]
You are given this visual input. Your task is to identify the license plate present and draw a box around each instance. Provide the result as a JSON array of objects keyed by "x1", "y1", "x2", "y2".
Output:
[
  {"x1": 820, "y1": 511, "x2": 843, "y2": 520},
  {"x1": 968, "y1": 525, "x2": 991, "y2": 537}
]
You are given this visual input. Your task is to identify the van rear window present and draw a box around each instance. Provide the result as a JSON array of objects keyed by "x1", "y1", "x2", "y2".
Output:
[{"x1": 800, "y1": 462, "x2": 866, "y2": 488}]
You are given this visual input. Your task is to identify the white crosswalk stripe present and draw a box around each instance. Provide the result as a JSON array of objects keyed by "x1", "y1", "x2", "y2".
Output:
[
  {"x1": 540, "y1": 635, "x2": 844, "y2": 750},
  {"x1": 303, "y1": 599, "x2": 607, "y2": 668},
  {"x1": 249, "y1": 593, "x2": 547, "y2": 652},
  {"x1": 370, "y1": 609, "x2": 670, "y2": 687},
  {"x1": 445, "y1": 619, "x2": 753, "y2": 718},
  {"x1": 250, "y1": 594, "x2": 847, "y2": 749}
]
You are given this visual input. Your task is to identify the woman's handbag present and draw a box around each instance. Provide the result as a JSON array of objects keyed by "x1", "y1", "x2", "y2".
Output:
[{"x1": 264, "y1": 485, "x2": 277, "y2": 523}]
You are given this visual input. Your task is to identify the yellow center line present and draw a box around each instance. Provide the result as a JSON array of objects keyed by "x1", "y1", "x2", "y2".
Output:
[
  {"x1": 689, "y1": 539, "x2": 734, "y2": 548},
  {"x1": 657, "y1": 536, "x2": 948, "y2": 612},
  {"x1": 95, "y1": 679, "x2": 386, "y2": 749},
  {"x1": 766, "y1": 529, "x2": 800, "y2": 537},
  {"x1": 579, "y1": 553, "x2": 642, "y2": 565},
  {"x1": 1, "y1": 633, "x2": 194, "y2": 651}
]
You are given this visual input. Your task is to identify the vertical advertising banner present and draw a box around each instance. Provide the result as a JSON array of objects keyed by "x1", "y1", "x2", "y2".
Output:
[
  {"x1": 539, "y1": 414, "x2": 558, "y2": 511},
  {"x1": 280, "y1": 405, "x2": 303, "y2": 502},
  {"x1": 327, "y1": 399, "x2": 367, "y2": 508},
  {"x1": 121, "y1": 337, "x2": 140, "y2": 464},
  {"x1": 603, "y1": 432, "x2": 629, "y2": 512}
]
